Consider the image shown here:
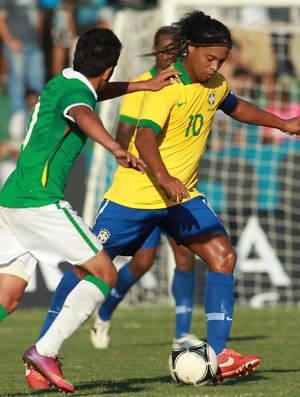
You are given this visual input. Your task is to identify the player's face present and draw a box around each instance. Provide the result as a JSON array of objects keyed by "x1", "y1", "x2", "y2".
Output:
[
  {"x1": 154, "y1": 35, "x2": 174, "y2": 72},
  {"x1": 183, "y1": 45, "x2": 230, "y2": 83}
]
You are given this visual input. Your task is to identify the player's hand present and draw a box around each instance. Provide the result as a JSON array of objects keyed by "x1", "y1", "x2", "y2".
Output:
[
  {"x1": 157, "y1": 173, "x2": 190, "y2": 203},
  {"x1": 143, "y1": 69, "x2": 182, "y2": 91},
  {"x1": 281, "y1": 117, "x2": 300, "y2": 138},
  {"x1": 113, "y1": 147, "x2": 147, "y2": 173}
]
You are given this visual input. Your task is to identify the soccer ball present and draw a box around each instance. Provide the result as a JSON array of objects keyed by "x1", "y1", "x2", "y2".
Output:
[{"x1": 168, "y1": 339, "x2": 218, "y2": 386}]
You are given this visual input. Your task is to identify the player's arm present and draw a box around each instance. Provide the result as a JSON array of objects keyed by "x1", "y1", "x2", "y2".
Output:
[
  {"x1": 135, "y1": 127, "x2": 190, "y2": 203},
  {"x1": 97, "y1": 69, "x2": 181, "y2": 100},
  {"x1": 227, "y1": 97, "x2": 300, "y2": 137},
  {"x1": 68, "y1": 105, "x2": 146, "y2": 172},
  {"x1": 115, "y1": 121, "x2": 136, "y2": 150}
]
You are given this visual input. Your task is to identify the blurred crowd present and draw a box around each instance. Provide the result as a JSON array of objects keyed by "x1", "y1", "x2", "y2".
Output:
[
  {"x1": 0, "y1": 2, "x2": 299, "y2": 187},
  {"x1": 0, "y1": 0, "x2": 158, "y2": 187},
  {"x1": 204, "y1": 6, "x2": 300, "y2": 150}
]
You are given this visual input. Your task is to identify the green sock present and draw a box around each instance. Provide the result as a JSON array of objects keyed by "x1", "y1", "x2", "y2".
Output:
[{"x1": 0, "y1": 304, "x2": 8, "y2": 321}]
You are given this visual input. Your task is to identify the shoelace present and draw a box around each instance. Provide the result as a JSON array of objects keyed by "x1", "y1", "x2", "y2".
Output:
[
  {"x1": 51, "y1": 356, "x2": 64, "y2": 377},
  {"x1": 222, "y1": 349, "x2": 242, "y2": 358}
]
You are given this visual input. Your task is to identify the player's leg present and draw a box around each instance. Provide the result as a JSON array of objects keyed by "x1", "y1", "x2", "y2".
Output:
[
  {"x1": 167, "y1": 237, "x2": 196, "y2": 344},
  {"x1": 24, "y1": 248, "x2": 116, "y2": 392},
  {"x1": 19, "y1": 202, "x2": 117, "y2": 392},
  {"x1": 0, "y1": 218, "x2": 52, "y2": 390},
  {"x1": 100, "y1": 228, "x2": 160, "y2": 320},
  {"x1": 33, "y1": 249, "x2": 117, "y2": 353},
  {"x1": 26, "y1": 200, "x2": 155, "y2": 364},
  {"x1": 37, "y1": 201, "x2": 157, "y2": 344},
  {"x1": 184, "y1": 231, "x2": 236, "y2": 353},
  {"x1": 185, "y1": 231, "x2": 259, "y2": 380},
  {"x1": 91, "y1": 227, "x2": 160, "y2": 348},
  {"x1": 164, "y1": 197, "x2": 260, "y2": 380},
  {"x1": 36, "y1": 267, "x2": 81, "y2": 340},
  {"x1": 0, "y1": 260, "x2": 52, "y2": 390}
]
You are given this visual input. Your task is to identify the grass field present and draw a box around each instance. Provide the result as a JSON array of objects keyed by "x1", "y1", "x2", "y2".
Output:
[{"x1": 1, "y1": 305, "x2": 300, "y2": 397}]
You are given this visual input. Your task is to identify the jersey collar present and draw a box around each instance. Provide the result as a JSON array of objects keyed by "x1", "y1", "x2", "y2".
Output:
[
  {"x1": 149, "y1": 65, "x2": 159, "y2": 77},
  {"x1": 173, "y1": 57, "x2": 192, "y2": 85},
  {"x1": 62, "y1": 68, "x2": 98, "y2": 100}
]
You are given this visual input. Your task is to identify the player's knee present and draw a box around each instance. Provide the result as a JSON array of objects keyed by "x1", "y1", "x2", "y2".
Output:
[
  {"x1": 80, "y1": 250, "x2": 118, "y2": 288},
  {"x1": 174, "y1": 249, "x2": 196, "y2": 270},
  {"x1": 104, "y1": 264, "x2": 118, "y2": 288},
  {"x1": 0, "y1": 288, "x2": 23, "y2": 315},
  {"x1": 216, "y1": 249, "x2": 237, "y2": 274},
  {"x1": 5, "y1": 298, "x2": 20, "y2": 314},
  {"x1": 0, "y1": 271, "x2": 28, "y2": 315},
  {"x1": 91, "y1": 261, "x2": 118, "y2": 288}
]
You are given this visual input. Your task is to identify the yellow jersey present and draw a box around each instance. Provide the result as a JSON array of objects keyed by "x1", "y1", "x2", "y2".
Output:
[
  {"x1": 119, "y1": 66, "x2": 158, "y2": 125},
  {"x1": 105, "y1": 57, "x2": 231, "y2": 209}
]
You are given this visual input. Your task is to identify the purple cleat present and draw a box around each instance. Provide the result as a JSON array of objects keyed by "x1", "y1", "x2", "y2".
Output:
[{"x1": 22, "y1": 345, "x2": 74, "y2": 393}]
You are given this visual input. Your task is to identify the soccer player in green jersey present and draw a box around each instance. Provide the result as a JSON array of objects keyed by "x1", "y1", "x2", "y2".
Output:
[{"x1": 0, "y1": 27, "x2": 179, "y2": 392}]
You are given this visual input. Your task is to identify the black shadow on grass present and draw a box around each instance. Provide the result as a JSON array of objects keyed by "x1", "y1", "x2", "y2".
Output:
[
  {"x1": 7, "y1": 373, "x2": 265, "y2": 396},
  {"x1": 6, "y1": 376, "x2": 172, "y2": 396},
  {"x1": 75, "y1": 375, "x2": 172, "y2": 394},
  {"x1": 219, "y1": 372, "x2": 265, "y2": 385}
]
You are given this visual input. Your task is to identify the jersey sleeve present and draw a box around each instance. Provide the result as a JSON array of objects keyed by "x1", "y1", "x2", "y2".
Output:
[
  {"x1": 57, "y1": 84, "x2": 96, "y2": 122},
  {"x1": 118, "y1": 70, "x2": 153, "y2": 125},
  {"x1": 119, "y1": 90, "x2": 145, "y2": 125},
  {"x1": 137, "y1": 85, "x2": 177, "y2": 135}
]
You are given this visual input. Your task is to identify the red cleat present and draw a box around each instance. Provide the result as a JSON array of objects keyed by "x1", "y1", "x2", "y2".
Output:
[
  {"x1": 215, "y1": 348, "x2": 260, "y2": 381},
  {"x1": 25, "y1": 364, "x2": 50, "y2": 389}
]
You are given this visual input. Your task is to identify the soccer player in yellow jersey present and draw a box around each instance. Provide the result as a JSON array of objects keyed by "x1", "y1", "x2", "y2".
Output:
[
  {"x1": 94, "y1": 11, "x2": 300, "y2": 380},
  {"x1": 30, "y1": 10, "x2": 300, "y2": 385}
]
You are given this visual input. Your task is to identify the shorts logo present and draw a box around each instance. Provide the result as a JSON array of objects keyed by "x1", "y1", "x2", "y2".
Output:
[{"x1": 97, "y1": 229, "x2": 111, "y2": 243}]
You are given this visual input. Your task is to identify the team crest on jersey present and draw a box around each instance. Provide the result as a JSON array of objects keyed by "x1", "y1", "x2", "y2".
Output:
[
  {"x1": 208, "y1": 93, "x2": 215, "y2": 106},
  {"x1": 97, "y1": 229, "x2": 111, "y2": 243}
]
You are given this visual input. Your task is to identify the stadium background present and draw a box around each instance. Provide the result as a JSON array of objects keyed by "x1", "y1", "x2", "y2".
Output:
[{"x1": 1, "y1": 1, "x2": 299, "y2": 309}]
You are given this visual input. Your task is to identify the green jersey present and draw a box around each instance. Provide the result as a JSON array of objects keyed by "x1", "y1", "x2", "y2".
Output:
[{"x1": 0, "y1": 68, "x2": 97, "y2": 208}]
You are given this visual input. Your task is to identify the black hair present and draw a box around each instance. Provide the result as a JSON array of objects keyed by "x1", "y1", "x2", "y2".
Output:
[
  {"x1": 153, "y1": 25, "x2": 176, "y2": 47},
  {"x1": 143, "y1": 25, "x2": 177, "y2": 58},
  {"x1": 73, "y1": 28, "x2": 122, "y2": 77},
  {"x1": 170, "y1": 11, "x2": 232, "y2": 61}
]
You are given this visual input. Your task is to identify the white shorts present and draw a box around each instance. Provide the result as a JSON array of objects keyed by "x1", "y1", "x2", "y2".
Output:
[{"x1": 0, "y1": 200, "x2": 103, "y2": 279}]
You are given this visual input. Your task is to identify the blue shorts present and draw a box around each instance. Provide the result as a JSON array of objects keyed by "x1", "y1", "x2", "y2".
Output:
[
  {"x1": 92, "y1": 196, "x2": 226, "y2": 259},
  {"x1": 140, "y1": 226, "x2": 161, "y2": 249}
]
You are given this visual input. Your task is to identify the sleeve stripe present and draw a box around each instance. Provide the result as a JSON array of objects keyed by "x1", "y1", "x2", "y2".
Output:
[{"x1": 137, "y1": 119, "x2": 161, "y2": 135}]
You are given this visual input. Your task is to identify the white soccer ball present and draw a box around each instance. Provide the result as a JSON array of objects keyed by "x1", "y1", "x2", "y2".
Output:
[{"x1": 168, "y1": 339, "x2": 218, "y2": 386}]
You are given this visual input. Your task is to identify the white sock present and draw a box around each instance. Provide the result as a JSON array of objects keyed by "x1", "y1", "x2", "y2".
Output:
[{"x1": 36, "y1": 279, "x2": 105, "y2": 356}]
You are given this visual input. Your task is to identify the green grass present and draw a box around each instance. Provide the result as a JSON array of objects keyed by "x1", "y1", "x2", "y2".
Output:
[{"x1": 1, "y1": 305, "x2": 300, "y2": 397}]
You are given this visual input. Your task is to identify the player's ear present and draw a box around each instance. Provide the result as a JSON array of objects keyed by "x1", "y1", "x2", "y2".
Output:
[
  {"x1": 187, "y1": 44, "x2": 195, "y2": 54},
  {"x1": 103, "y1": 66, "x2": 114, "y2": 82}
]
